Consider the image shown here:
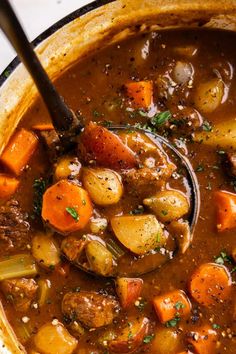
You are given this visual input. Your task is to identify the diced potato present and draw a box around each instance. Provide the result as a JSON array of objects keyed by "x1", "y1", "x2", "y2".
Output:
[
  {"x1": 151, "y1": 328, "x2": 181, "y2": 354},
  {"x1": 82, "y1": 168, "x2": 123, "y2": 206},
  {"x1": 143, "y1": 190, "x2": 189, "y2": 223},
  {"x1": 54, "y1": 155, "x2": 81, "y2": 181},
  {"x1": 194, "y1": 79, "x2": 224, "y2": 113},
  {"x1": 194, "y1": 118, "x2": 236, "y2": 148},
  {"x1": 89, "y1": 217, "x2": 108, "y2": 233},
  {"x1": 32, "y1": 232, "x2": 60, "y2": 269},
  {"x1": 86, "y1": 241, "x2": 114, "y2": 276},
  {"x1": 111, "y1": 214, "x2": 165, "y2": 255},
  {"x1": 33, "y1": 322, "x2": 78, "y2": 354},
  {"x1": 109, "y1": 317, "x2": 149, "y2": 353},
  {"x1": 172, "y1": 61, "x2": 193, "y2": 85}
]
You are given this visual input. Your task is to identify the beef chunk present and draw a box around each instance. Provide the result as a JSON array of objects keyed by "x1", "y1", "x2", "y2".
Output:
[
  {"x1": 62, "y1": 291, "x2": 120, "y2": 328},
  {"x1": 61, "y1": 236, "x2": 88, "y2": 262},
  {"x1": 225, "y1": 151, "x2": 236, "y2": 177},
  {"x1": 123, "y1": 164, "x2": 176, "y2": 197},
  {"x1": 0, "y1": 200, "x2": 30, "y2": 251},
  {"x1": 39, "y1": 129, "x2": 61, "y2": 162},
  {"x1": 1, "y1": 278, "x2": 38, "y2": 312}
]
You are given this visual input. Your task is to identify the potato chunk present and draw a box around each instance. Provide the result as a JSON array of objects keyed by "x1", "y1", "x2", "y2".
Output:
[
  {"x1": 82, "y1": 168, "x2": 123, "y2": 206},
  {"x1": 86, "y1": 241, "x2": 114, "y2": 276},
  {"x1": 194, "y1": 79, "x2": 224, "y2": 113},
  {"x1": 32, "y1": 232, "x2": 60, "y2": 269},
  {"x1": 54, "y1": 155, "x2": 81, "y2": 181},
  {"x1": 143, "y1": 190, "x2": 189, "y2": 222},
  {"x1": 33, "y1": 322, "x2": 78, "y2": 354},
  {"x1": 111, "y1": 214, "x2": 165, "y2": 255}
]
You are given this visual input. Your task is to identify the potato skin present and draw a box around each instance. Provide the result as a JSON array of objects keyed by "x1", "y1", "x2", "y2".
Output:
[
  {"x1": 194, "y1": 79, "x2": 224, "y2": 113},
  {"x1": 143, "y1": 190, "x2": 189, "y2": 222},
  {"x1": 86, "y1": 241, "x2": 114, "y2": 276},
  {"x1": 82, "y1": 167, "x2": 123, "y2": 206},
  {"x1": 111, "y1": 214, "x2": 165, "y2": 255},
  {"x1": 62, "y1": 291, "x2": 120, "y2": 328}
]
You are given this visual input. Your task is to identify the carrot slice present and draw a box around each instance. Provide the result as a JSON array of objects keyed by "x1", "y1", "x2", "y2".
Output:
[
  {"x1": 0, "y1": 129, "x2": 38, "y2": 176},
  {"x1": 187, "y1": 325, "x2": 217, "y2": 354},
  {"x1": 32, "y1": 124, "x2": 54, "y2": 131},
  {"x1": 125, "y1": 81, "x2": 153, "y2": 109},
  {"x1": 0, "y1": 174, "x2": 19, "y2": 199},
  {"x1": 189, "y1": 263, "x2": 231, "y2": 306},
  {"x1": 79, "y1": 122, "x2": 137, "y2": 170},
  {"x1": 214, "y1": 190, "x2": 236, "y2": 231},
  {"x1": 153, "y1": 289, "x2": 191, "y2": 324},
  {"x1": 42, "y1": 180, "x2": 93, "y2": 234}
]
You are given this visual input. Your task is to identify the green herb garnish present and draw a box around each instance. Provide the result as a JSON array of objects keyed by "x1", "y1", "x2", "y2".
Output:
[
  {"x1": 151, "y1": 110, "x2": 172, "y2": 126},
  {"x1": 202, "y1": 120, "x2": 212, "y2": 132},
  {"x1": 195, "y1": 164, "x2": 205, "y2": 172},
  {"x1": 174, "y1": 301, "x2": 185, "y2": 310},
  {"x1": 212, "y1": 323, "x2": 221, "y2": 329},
  {"x1": 214, "y1": 251, "x2": 232, "y2": 265},
  {"x1": 66, "y1": 207, "x2": 79, "y2": 222},
  {"x1": 143, "y1": 334, "x2": 155, "y2": 344},
  {"x1": 32, "y1": 178, "x2": 48, "y2": 216},
  {"x1": 165, "y1": 317, "x2": 180, "y2": 328}
]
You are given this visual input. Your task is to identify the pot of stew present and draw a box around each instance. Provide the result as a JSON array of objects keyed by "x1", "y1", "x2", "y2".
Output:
[{"x1": 0, "y1": 0, "x2": 236, "y2": 353}]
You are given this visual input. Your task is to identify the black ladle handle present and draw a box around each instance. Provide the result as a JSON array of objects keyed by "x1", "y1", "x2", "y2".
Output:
[{"x1": 0, "y1": 0, "x2": 77, "y2": 136}]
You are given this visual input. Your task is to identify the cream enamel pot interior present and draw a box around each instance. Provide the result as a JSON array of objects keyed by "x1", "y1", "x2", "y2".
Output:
[{"x1": 0, "y1": 0, "x2": 236, "y2": 352}]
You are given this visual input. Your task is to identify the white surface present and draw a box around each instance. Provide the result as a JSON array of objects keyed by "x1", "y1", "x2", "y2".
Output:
[{"x1": 0, "y1": 0, "x2": 91, "y2": 73}]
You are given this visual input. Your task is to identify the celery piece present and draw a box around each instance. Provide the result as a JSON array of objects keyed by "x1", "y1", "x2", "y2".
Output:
[{"x1": 0, "y1": 254, "x2": 37, "y2": 281}]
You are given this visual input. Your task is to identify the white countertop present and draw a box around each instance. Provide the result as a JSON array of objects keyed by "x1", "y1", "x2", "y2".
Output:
[{"x1": 0, "y1": 0, "x2": 91, "y2": 73}]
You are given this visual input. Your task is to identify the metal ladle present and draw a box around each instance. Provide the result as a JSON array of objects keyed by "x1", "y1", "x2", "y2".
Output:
[{"x1": 0, "y1": 0, "x2": 200, "y2": 277}]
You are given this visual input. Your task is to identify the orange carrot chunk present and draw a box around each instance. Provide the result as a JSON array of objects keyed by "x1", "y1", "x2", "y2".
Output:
[
  {"x1": 189, "y1": 263, "x2": 231, "y2": 306},
  {"x1": 0, "y1": 174, "x2": 19, "y2": 199},
  {"x1": 42, "y1": 179, "x2": 93, "y2": 234},
  {"x1": 32, "y1": 124, "x2": 54, "y2": 131},
  {"x1": 187, "y1": 325, "x2": 217, "y2": 354},
  {"x1": 214, "y1": 190, "x2": 236, "y2": 231},
  {"x1": 0, "y1": 129, "x2": 38, "y2": 176},
  {"x1": 125, "y1": 81, "x2": 153, "y2": 109},
  {"x1": 153, "y1": 289, "x2": 191, "y2": 324},
  {"x1": 79, "y1": 122, "x2": 137, "y2": 170}
]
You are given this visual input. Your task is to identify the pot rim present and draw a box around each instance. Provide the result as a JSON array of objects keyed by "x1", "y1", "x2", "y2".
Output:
[{"x1": 0, "y1": 0, "x2": 114, "y2": 87}]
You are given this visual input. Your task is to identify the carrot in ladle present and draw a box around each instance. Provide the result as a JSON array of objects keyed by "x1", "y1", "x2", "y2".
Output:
[{"x1": 42, "y1": 179, "x2": 93, "y2": 234}]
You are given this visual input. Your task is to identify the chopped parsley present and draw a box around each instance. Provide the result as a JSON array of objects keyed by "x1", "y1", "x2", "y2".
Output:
[
  {"x1": 174, "y1": 301, "x2": 185, "y2": 311},
  {"x1": 212, "y1": 323, "x2": 221, "y2": 329},
  {"x1": 32, "y1": 178, "x2": 48, "y2": 216},
  {"x1": 151, "y1": 110, "x2": 172, "y2": 127},
  {"x1": 143, "y1": 334, "x2": 155, "y2": 344},
  {"x1": 101, "y1": 120, "x2": 113, "y2": 127},
  {"x1": 66, "y1": 207, "x2": 79, "y2": 222},
  {"x1": 135, "y1": 298, "x2": 147, "y2": 311},
  {"x1": 161, "y1": 210, "x2": 168, "y2": 216},
  {"x1": 165, "y1": 317, "x2": 180, "y2": 328},
  {"x1": 214, "y1": 251, "x2": 233, "y2": 265},
  {"x1": 129, "y1": 205, "x2": 144, "y2": 215},
  {"x1": 195, "y1": 164, "x2": 205, "y2": 172},
  {"x1": 202, "y1": 120, "x2": 213, "y2": 132}
]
